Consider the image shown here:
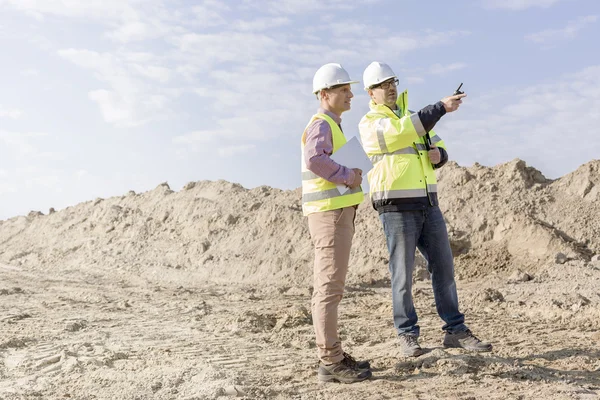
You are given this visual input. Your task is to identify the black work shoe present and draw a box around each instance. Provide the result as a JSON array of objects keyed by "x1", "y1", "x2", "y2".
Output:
[
  {"x1": 443, "y1": 329, "x2": 492, "y2": 352},
  {"x1": 342, "y1": 352, "x2": 371, "y2": 370},
  {"x1": 398, "y1": 333, "x2": 424, "y2": 357},
  {"x1": 318, "y1": 357, "x2": 372, "y2": 383}
]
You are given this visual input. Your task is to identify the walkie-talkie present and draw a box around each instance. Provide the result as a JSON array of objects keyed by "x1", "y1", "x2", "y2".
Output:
[
  {"x1": 424, "y1": 83, "x2": 464, "y2": 151},
  {"x1": 454, "y1": 83, "x2": 464, "y2": 96}
]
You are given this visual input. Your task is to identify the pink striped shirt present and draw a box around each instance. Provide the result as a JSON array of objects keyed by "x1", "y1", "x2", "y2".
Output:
[{"x1": 303, "y1": 108, "x2": 355, "y2": 186}]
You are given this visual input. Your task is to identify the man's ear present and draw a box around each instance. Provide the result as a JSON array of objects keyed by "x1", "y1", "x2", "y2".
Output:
[{"x1": 367, "y1": 89, "x2": 374, "y2": 100}]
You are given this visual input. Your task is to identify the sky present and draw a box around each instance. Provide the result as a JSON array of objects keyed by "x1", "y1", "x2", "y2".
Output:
[{"x1": 1, "y1": 0, "x2": 599, "y2": 220}]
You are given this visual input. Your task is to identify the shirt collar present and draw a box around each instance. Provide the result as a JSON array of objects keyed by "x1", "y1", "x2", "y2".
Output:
[{"x1": 318, "y1": 107, "x2": 342, "y2": 125}]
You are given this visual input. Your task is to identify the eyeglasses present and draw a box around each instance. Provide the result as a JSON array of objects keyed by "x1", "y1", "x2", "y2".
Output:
[{"x1": 372, "y1": 78, "x2": 399, "y2": 90}]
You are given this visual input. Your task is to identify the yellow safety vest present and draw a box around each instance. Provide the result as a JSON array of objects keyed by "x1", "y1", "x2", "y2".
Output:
[
  {"x1": 301, "y1": 113, "x2": 364, "y2": 216},
  {"x1": 358, "y1": 90, "x2": 446, "y2": 206}
]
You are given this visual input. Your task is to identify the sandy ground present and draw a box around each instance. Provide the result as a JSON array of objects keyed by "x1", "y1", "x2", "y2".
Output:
[
  {"x1": 1, "y1": 258, "x2": 599, "y2": 399},
  {"x1": 2, "y1": 159, "x2": 600, "y2": 399}
]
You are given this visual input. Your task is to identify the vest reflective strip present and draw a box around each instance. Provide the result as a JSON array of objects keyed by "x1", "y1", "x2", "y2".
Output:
[
  {"x1": 302, "y1": 171, "x2": 320, "y2": 180},
  {"x1": 428, "y1": 184, "x2": 438, "y2": 192},
  {"x1": 375, "y1": 112, "x2": 427, "y2": 152},
  {"x1": 377, "y1": 119, "x2": 389, "y2": 153},
  {"x1": 302, "y1": 186, "x2": 362, "y2": 203},
  {"x1": 431, "y1": 135, "x2": 442, "y2": 144},
  {"x1": 410, "y1": 113, "x2": 427, "y2": 137},
  {"x1": 415, "y1": 143, "x2": 428, "y2": 151},
  {"x1": 369, "y1": 146, "x2": 418, "y2": 164},
  {"x1": 371, "y1": 189, "x2": 427, "y2": 201}
]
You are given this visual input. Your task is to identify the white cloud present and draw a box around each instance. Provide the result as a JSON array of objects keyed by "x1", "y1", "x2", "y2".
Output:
[
  {"x1": 122, "y1": 52, "x2": 159, "y2": 63},
  {"x1": 168, "y1": 24, "x2": 471, "y2": 159},
  {"x1": 3, "y1": 166, "x2": 62, "y2": 195},
  {"x1": 0, "y1": 183, "x2": 17, "y2": 195},
  {"x1": 24, "y1": 173, "x2": 62, "y2": 189},
  {"x1": 190, "y1": 8, "x2": 226, "y2": 28},
  {"x1": 88, "y1": 90, "x2": 134, "y2": 126},
  {"x1": 2, "y1": 0, "x2": 175, "y2": 43},
  {"x1": 329, "y1": 22, "x2": 372, "y2": 37},
  {"x1": 58, "y1": 48, "x2": 177, "y2": 127},
  {"x1": 106, "y1": 21, "x2": 153, "y2": 42},
  {"x1": 194, "y1": 88, "x2": 211, "y2": 97},
  {"x1": 398, "y1": 62, "x2": 467, "y2": 84},
  {"x1": 20, "y1": 68, "x2": 39, "y2": 77},
  {"x1": 173, "y1": 130, "x2": 219, "y2": 145},
  {"x1": 4, "y1": 0, "x2": 136, "y2": 17},
  {"x1": 406, "y1": 77, "x2": 425, "y2": 84},
  {"x1": 173, "y1": 130, "x2": 257, "y2": 158},
  {"x1": 3, "y1": 1, "x2": 185, "y2": 127},
  {"x1": 107, "y1": 11, "x2": 175, "y2": 43},
  {"x1": 131, "y1": 64, "x2": 172, "y2": 83},
  {"x1": 441, "y1": 64, "x2": 600, "y2": 178},
  {"x1": 482, "y1": 0, "x2": 564, "y2": 10},
  {"x1": 0, "y1": 131, "x2": 47, "y2": 159},
  {"x1": 199, "y1": 0, "x2": 231, "y2": 11},
  {"x1": 218, "y1": 144, "x2": 256, "y2": 157},
  {"x1": 233, "y1": 17, "x2": 290, "y2": 31},
  {"x1": 0, "y1": 106, "x2": 24, "y2": 119},
  {"x1": 7, "y1": 1, "x2": 473, "y2": 147},
  {"x1": 58, "y1": 48, "x2": 114, "y2": 70},
  {"x1": 429, "y1": 62, "x2": 468, "y2": 75},
  {"x1": 245, "y1": 0, "x2": 377, "y2": 15},
  {"x1": 526, "y1": 15, "x2": 598, "y2": 44},
  {"x1": 376, "y1": 30, "x2": 470, "y2": 55},
  {"x1": 172, "y1": 32, "x2": 280, "y2": 64},
  {"x1": 1, "y1": 132, "x2": 67, "y2": 165}
]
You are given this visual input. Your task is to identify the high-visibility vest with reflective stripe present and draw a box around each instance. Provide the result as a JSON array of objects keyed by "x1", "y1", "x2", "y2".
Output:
[
  {"x1": 301, "y1": 113, "x2": 364, "y2": 216},
  {"x1": 358, "y1": 90, "x2": 446, "y2": 205}
]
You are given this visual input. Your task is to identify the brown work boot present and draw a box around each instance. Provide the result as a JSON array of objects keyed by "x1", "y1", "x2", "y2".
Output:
[
  {"x1": 318, "y1": 356, "x2": 372, "y2": 383},
  {"x1": 342, "y1": 352, "x2": 370, "y2": 370},
  {"x1": 443, "y1": 329, "x2": 492, "y2": 352},
  {"x1": 398, "y1": 333, "x2": 424, "y2": 357}
]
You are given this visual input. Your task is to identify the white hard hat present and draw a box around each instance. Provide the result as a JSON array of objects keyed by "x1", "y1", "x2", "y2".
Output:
[
  {"x1": 312, "y1": 63, "x2": 359, "y2": 94},
  {"x1": 363, "y1": 61, "x2": 397, "y2": 90}
]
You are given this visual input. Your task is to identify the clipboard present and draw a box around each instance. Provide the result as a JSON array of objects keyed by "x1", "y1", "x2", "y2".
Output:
[{"x1": 330, "y1": 136, "x2": 373, "y2": 194}]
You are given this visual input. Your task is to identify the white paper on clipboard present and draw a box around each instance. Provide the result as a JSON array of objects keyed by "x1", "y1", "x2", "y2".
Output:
[{"x1": 330, "y1": 136, "x2": 373, "y2": 194}]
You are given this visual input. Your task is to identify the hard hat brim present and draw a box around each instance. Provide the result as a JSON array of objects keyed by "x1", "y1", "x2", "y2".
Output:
[
  {"x1": 313, "y1": 80, "x2": 360, "y2": 94},
  {"x1": 364, "y1": 75, "x2": 396, "y2": 90}
]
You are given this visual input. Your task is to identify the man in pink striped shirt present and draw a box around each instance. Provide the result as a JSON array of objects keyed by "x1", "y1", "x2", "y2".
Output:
[
  {"x1": 301, "y1": 63, "x2": 370, "y2": 383},
  {"x1": 303, "y1": 108, "x2": 359, "y2": 186}
]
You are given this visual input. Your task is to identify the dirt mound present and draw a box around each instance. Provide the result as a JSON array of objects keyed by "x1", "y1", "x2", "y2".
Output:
[
  {"x1": 554, "y1": 160, "x2": 600, "y2": 202},
  {"x1": 438, "y1": 159, "x2": 598, "y2": 277},
  {"x1": 2, "y1": 159, "x2": 600, "y2": 399},
  {"x1": 1, "y1": 159, "x2": 599, "y2": 286}
]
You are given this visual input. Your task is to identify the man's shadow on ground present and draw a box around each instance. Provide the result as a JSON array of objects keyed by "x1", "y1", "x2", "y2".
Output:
[{"x1": 371, "y1": 346, "x2": 600, "y2": 390}]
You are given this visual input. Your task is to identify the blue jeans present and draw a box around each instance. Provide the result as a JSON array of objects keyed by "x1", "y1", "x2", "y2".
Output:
[{"x1": 379, "y1": 206, "x2": 467, "y2": 336}]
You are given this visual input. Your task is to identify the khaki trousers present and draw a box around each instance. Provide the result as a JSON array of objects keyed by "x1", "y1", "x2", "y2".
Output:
[{"x1": 307, "y1": 206, "x2": 356, "y2": 364}]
